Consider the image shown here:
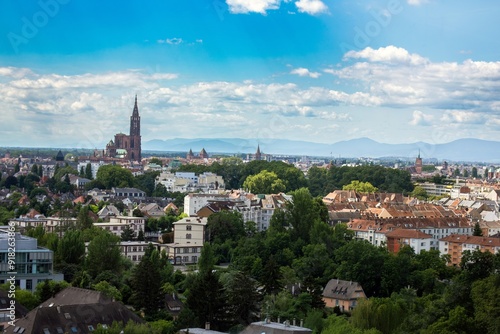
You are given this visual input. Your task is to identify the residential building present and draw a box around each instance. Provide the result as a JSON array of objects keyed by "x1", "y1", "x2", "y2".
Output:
[
  {"x1": 0, "y1": 229, "x2": 63, "y2": 292},
  {"x1": 322, "y1": 279, "x2": 366, "y2": 312},
  {"x1": 160, "y1": 217, "x2": 207, "y2": 265},
  {"x1": 385, "y1": 229, "x2": 433, "y2": 254},
  {"x1": 240, "y1": 319, "x2": 312, "y2": 334},
  {"x1": 184, "y1": 193, "x2": 229, "y2": 216},
  {"x1": 3, "y1": 287, "x2": 144, "y2": 333},
  {"x1": 439, "y1": 234, "x2": 500, "y2": 266},
  {"x1": 94, "y1": 216, "x2": 146, "y2": 238},
  {"x1": 111, "y1": 187, "x2": 146, "y2": 200}
]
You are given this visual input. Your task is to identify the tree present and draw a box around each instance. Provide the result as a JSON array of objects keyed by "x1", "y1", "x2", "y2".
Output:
[
  {"x1": 121, "y1": 225, "x2": 136, "y2": 241},
  {"x1": 411, "y1": 186, "x2": 428, "y2": 200},
  {"x1": 85, "y1": 163, "x2": 93, "y2": 180},
  {"x1": 93, "y1": 280, "x2": 122, "y2": 301},
  {"x1": 186, "y1": 245, "x2": 226, "y2": 330},
  {"x1": 206, "y1": 211, "x2": 245, "y2": 244},
  {"x1": 76, "y1": 205, "x2": 94, "y2": 230},
  {"x1": 220, "y1": 271, "x2": 261, "y2": 326},
  {"x1": 473, "y1": 222, "x2": 483, "y2": 236},
  {"x1": 131, "y1": 244, "x2": 164, "y2": 317},
  {"x1": 4, "y1": 175, "x2": 18, "y2": 189},
  {"x1": 86, "y1": 231, "x2": 123, "y2": 278},
  {"x1": 471, "y1": 167, "x2": 478, "y2": 178},
  {"x1": 471, "y1": 275, "x2": 500, "y2": 334},
  {"x1": 342, "y1": 180, "x2": 378, "y2": 193},
  {"x1": 95, "y1": 164, "x2": 134, "y2": 189},
  {"x1": 243, "y1": 170, "x2": 286, "y2": 194},
  {"x1": 56, "y1": 230, "x2": 86, "y2": 282}
]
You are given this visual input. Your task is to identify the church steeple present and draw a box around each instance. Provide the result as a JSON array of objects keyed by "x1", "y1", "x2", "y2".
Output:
[{"x1": 130, "y1": 95, "x2": 140, "y2": 136}]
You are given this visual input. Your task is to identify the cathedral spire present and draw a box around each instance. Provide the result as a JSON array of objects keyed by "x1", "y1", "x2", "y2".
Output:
[{"x1": 132, "y1": 94, "x2": 139, "y2": 117}]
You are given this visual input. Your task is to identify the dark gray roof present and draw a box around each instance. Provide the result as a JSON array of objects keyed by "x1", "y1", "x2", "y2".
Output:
[
  {"x1": 240, "y1": 321, "x2": 312, "y2": 334},
  {"x1": 322, "y1": 279, "x2": 365, "y2": 301},
  {"x1": 4, "y1": 288, "x2": 144, "y2": 334}
]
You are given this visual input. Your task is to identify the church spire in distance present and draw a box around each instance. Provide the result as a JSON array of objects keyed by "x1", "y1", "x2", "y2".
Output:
[{"x1": 130, "y1": 95, "x2": 140, "y2": 137}]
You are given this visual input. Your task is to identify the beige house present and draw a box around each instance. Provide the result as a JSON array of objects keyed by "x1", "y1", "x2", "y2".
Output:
[
  {"x1": 94, "y1": 216, "x2": 146, "y2": 238},
  {"x1": 160, "y1": 217, "x2": 207, "y2": 265},
  {"x1": 322, "y1": 279, "x2": 366, "y2": 312}
]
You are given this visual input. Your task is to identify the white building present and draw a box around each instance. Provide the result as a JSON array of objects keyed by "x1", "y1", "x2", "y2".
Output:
[
  {"x1": 0, "y1": 228, "x2": 63, "y2": 292},
  {"x1": 77, "y1": 160, "x2": 107, "y2": 179},
  {"x1": 160, "y1": 217, "x2": 207, "y2": 265},
  {"x1": 157, "y1": 172, "x2": 224, "y2": 193},
  {"x1": 94, "y1": 216, "x2": 146, "y2": 238},
  {"x1": 184, "y1": 193, "x2": 229, "y2": 216}
]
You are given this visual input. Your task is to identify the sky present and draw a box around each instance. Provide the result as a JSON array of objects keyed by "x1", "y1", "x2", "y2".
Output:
[{"x1": 0, "y1": 0, "x2": 499, "y2": 151}]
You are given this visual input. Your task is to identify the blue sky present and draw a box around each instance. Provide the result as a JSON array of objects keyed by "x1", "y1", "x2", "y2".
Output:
[{"x1": 0, "y1": 0, "x2": 499, "y2": 154}]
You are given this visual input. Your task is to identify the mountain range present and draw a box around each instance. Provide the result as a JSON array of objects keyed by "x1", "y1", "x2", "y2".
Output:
[{"x1": 143, "y1": 137, "x2": 500, "y2": 163}]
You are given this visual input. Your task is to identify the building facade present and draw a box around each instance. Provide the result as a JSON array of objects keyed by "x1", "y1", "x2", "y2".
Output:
[{"x1": 0, "y1": 229, "x2": 63, "y2": 292}]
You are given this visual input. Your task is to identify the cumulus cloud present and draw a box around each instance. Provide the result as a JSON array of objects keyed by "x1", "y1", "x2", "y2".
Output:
[
  {"x1": 226, "y1": 0, "x2": 280, "y2": 14},
  {"x1": 290, "y1": 67, "x2": 321, "y2": 78},
  {"x1": 343, "y1": 46, "x2": 428, "y2": 65},
  {"x1": 326, "y1": 45, "x2": 500, "y2": 120},
  {"x1": 410, "y1": 110, "x2": 433, "y2": 126},
  {"x1": 295, "y1": 0, "x2": 328, "y2": 15}
]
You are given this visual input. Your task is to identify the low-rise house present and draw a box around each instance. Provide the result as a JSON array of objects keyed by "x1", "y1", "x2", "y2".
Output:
[
  {"x1": 439, "y1": 234, "x2": 500, "y2": 266},
  {"x1": 120, "y1": 240, "x2": 160, "y2": 264},
  {"x1": 322, "y1": 279, "x2": 366, "y2": 312},
  {"x1": 138, "y1": 202, "x2": 166, "y2": 218},
  {"x1": 3, "y1": 287, "x2": 144, "y2": 333},
  {"x1": 97, "y1": 204, "x2": 121, "y2": 220}
]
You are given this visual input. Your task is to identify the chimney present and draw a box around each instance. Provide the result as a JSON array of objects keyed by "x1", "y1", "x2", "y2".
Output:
[
  {"x1": 205, "y1": 322, "x2": 210, "y2": 330},
  {"x1": 56, "y1": 306, "x2": 61, "y2": 313},
  {"x1": 293, "y1": 318, "x2": 296, "y2": 326},
  {"x1": 278, "y1": 316, "x2": 280, "y2": 324},
  {"x1": 300, "y1": 319, "x2": 304, "y2": 327}
]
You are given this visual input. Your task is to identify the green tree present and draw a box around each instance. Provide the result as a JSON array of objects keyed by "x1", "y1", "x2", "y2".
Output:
[
  {"x1": 342, "y1": 180, "x2": 378, "y2": 193},
  {"x1": 96, "y1": 164, "x2": 134, "y2": 189},
  {"x1": 472, "y1": 167, "x2": 478, "y2": 178},
  {"x1": 131, "y1": 244, "x2": 163, "y2": 317},
  {"x1": 76, "y1": 205, "x2": 94, "y2": 230},
  {"x1": 471, "y1": 275, "x2": 500, "y2": 334},
  {"x1": 85, "y1": 163, "x2": 93, "y2": 180},
  {"x1": 56, "y1": 230, "x2": 86, "y2": 282},
  {"x1": 473, "y1": 222, "x2": 483, "y2": 236},
  {"x1": 220, "y1": 270, "x2": 262, "y2": 326},
  {"x1": 93, "y1": 280, "x2": 123, "y2": 301},
  {"x1": 411, "y1": 186, "x2": 428, "y2": 200},
  {"x1": 243, "y1": 170, "x2": 286, "y2": 194},
  {"x1": 121, "y1": 225, "x2": 136, "y2": 241},
  {"x1": 86, "y1": 231, "x2": 123, "y2": 278},
  {"x1": 186, "y1": 244, "x2": 226, "y2": 330}
]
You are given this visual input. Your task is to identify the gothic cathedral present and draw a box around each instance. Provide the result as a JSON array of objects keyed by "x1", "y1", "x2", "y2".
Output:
[{"x1": 105, "y1": 96, "x2": 142, "y2": 162}]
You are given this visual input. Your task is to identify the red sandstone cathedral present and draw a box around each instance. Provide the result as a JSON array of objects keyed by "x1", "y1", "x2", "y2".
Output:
[{"x1": 105, "y1": 96, "x2": 142, "y2": 162}]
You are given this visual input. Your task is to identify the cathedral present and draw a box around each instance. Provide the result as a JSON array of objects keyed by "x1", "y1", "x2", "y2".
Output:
[{"x1": 105, "y1": 96, "x2": 142, "y2": 162}]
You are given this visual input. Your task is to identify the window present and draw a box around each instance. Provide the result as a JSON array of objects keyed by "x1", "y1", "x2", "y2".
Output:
[
  {"x1": 183, "y1": 256, "x2": 189, "y2": 262},
  {"x1": 186, "y1": 233, "x2": 191, "y2": 239},
  {"x1": 192, "y1": 256, "x2": 198, "y2": 262},
  {"x1": 186, "y1": 225, "x2": 192, "y2": 231},
  {"x1": 26, "y1": 279, "x2": 32, "y2": 291},
  {"x1": 192, "y1": 247, "x2": 198, "y2": 253},
  {"x1": 132, "y1": 255, "x2": 137, "y2": 261},
  {"x1": 88, "y1": 325, "x2": 95, "y2": 331}
]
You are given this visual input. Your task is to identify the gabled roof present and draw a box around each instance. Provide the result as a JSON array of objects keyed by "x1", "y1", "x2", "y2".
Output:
[
  {"x1": 322, "y1": 279, "x2": 365, "y2": 301},
  {"x1": 4, "y1": 287, "x2": 144, "y2": 334}
]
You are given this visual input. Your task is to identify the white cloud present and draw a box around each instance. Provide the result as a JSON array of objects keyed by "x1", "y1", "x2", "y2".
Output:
[
  {"x1": 290, "y1": 67, "x2": 321, "y2": 78},
  {"x1": 295, "y1": 0, "x2": 328, "y2": 15},
  {"x1": 226, "y1": 0, "x2": 280, "y2": 14},
  {"x1": 166, "y1": 38, "x2": 183, "y2": 45},
  {"x1": 326, "y1": 46, "x2": 500, "y2": 118},
  {"x1": 410, "y1": 110, "x2": 433, "y2": 126},
  {"x1": 407, "y1": 0, "x2": 429, "y2": 5},
  {"x1": 344, "y1": 46, "x2": 428, "y2": 65}
]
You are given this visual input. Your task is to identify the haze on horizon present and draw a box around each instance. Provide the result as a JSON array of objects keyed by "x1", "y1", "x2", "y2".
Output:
[{"x1": 0, "y1": 0, "x2": 499, "y2": 150}]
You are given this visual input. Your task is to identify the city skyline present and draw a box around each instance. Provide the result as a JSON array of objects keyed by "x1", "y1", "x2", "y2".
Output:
[{"x1": 0, "y1": 0, "x2": 499, "y2": 150}]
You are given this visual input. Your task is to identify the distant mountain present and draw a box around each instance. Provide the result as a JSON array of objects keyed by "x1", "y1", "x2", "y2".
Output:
[{"x1": 143, "y1": 137, "x2": 500, "y2": 162}]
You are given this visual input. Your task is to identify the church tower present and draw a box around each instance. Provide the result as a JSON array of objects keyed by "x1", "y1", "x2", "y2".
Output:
[
  {"x1": 415, "y1": 150, "x2": 422, "y2": 174},
  {"x1": 129, "y1": 95, "x2": 141, "y2": 162}
]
